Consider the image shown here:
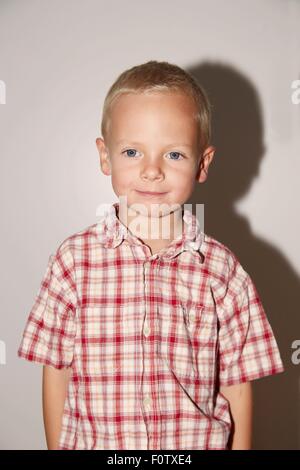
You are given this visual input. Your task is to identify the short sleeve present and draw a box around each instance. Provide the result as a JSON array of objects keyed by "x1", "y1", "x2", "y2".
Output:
[
  {"x1": 217, "y1": 268, "x2": 285, "y2": 387},
  {"x1": 17, "y1": 249, "x2": 78, "y2": 369}
]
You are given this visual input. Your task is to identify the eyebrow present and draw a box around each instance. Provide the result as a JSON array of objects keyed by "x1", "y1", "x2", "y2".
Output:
[{"x1": 116, "y1": 140, "x2": 193, "y2": 149}]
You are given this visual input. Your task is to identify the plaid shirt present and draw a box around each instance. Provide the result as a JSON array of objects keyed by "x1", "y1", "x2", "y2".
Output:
[{"x1": 17, "y1": 202, "x2": 285, "y2": 450}]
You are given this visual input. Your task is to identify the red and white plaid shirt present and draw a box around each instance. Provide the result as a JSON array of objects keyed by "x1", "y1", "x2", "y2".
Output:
[{"x1": 17, "y1": 202, "x2": 284, "y2": 450}]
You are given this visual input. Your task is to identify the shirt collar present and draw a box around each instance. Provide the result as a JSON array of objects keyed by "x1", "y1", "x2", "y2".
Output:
[{"x1": 95, "y1": 202, "x2": 205, "y2": 261}]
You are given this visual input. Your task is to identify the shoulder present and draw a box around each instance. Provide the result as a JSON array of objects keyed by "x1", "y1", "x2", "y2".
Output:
[
  {"x1": 48, "y1": 222, "x2": 103, "y2": 281},
  {"x1": 201, "y1": 231, "x2": 250, "y2": 301},
  {"x1": 44, "y1": 222, "x2": 103, "y2": 301},
  {"x1": 53, "y1": 222, "x2": 102, "y2": 260}
]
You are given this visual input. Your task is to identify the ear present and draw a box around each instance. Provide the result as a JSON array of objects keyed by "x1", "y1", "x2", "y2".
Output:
[
  {"x1": 196, "y1": 145, "x2": 215, "y2": 183},
  {"x1": 95, "y1": 137, "x2": 111, "y2": 176}
]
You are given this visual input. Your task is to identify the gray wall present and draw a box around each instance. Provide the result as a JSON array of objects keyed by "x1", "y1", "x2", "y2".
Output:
[{"x1": 0, "y1": 0, "x2": 299, "y2": 449}]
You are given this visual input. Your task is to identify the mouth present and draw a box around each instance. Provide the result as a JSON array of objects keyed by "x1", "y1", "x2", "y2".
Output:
[{"x1": 135, "y1": 190, "x2": 168, "y2": 197}]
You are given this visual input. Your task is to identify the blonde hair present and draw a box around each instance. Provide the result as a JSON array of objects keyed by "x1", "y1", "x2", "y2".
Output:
[{"x1": 101, "y1": 60, "x2": 212, "y2": 154}]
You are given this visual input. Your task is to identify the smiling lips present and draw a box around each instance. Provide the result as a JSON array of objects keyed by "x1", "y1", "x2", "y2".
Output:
[{"x1": 135, "y1": 190, "x2": 167, "y2": 196}]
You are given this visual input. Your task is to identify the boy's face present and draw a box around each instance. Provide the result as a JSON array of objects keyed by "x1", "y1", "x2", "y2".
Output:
[{"x1": 96, "y1": 91, "x2": 214, "y2": 216}]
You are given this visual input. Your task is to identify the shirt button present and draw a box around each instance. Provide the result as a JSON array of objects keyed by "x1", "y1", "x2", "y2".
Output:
[
  {"x1": 188, "y1": 241, "x2": 198, "y2": 250},
  {"x1": 143, "y1": 324, "x2": 151, "y2": 337},
  {"x1": 143, "y1": 395, "x2": 152, "y2": 411},
  {"x1": 189, "y1": 312, "x2": 196, "y2": 323}
]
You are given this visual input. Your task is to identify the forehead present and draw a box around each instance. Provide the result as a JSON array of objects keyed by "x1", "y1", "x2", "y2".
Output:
[{"x1": 107, "y1": 91, "x2": 199, "y2": 145}]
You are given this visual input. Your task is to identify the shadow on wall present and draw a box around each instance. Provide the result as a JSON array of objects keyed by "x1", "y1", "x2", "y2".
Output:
[{"x1": 186, "y1": 61, "x2": 299, "y2": 450}]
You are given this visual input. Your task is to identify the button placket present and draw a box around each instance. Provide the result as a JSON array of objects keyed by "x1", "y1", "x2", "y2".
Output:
[
  {"x1": 143, "y1": 261, "x2": 150, "y2": 337},
  {"x1": 142, "y1": 256, "x2": 161, "y2": 449},
  {"x1": 142, "y1": 261, "x2": 152, "y2": 423}
]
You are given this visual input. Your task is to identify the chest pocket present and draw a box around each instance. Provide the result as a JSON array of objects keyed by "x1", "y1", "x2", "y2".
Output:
[{"x1": 157, "y1": 301, "x2": 216, "y2": 382}]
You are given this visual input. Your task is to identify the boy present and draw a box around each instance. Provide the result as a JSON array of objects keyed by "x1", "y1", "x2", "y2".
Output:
[{"x1": 17, "y1": 60, "x2": 285, "y2": 450}]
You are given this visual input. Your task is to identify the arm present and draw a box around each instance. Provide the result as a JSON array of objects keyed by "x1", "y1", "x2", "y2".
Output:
[
  {"x1": 220, "y1": 381, "x2": 253, "y2": 450},
  {"x1": 42, "y1": 365, "x2": 72, "y2": 450}
]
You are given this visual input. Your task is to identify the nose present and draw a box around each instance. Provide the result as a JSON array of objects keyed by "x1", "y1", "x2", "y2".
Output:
[{"x1": 141, "y1": 160, "x2": 164, "y2": 181}]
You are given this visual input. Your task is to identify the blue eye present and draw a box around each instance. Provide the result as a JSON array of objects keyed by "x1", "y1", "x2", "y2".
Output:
[
  {"x1": 121, "y1": 149, "x2": 184, "y2": 160},
  {"x1": 122, "y1": 149, "x2": 139, "y2": 158},
  {"x1": 168, "y1": 151, "x2": 184, "y2": 160}
]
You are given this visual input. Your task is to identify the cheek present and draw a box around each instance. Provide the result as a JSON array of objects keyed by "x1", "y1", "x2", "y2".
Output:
[
  {"x1": 173, "y1": 171, "x2": 194, "y2": 192},
  {"x1": 175, "y1": 178, "x2": 196, "y2": 202},
  {"x1": 112, "y1": 173, "x2": 124, "y2": 189},
  {"x1": 111, "y1": 169, "x2": 136, "y2": 194}
]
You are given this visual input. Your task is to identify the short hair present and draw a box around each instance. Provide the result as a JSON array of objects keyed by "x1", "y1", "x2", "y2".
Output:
[{"x1": 101, "y1": 60, "x2": 212, "y2": 155}]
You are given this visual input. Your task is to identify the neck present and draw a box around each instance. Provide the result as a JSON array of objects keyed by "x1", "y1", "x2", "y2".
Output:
[{"x1": 117, "y1": 202, "x2": 184, "y2": 243}]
